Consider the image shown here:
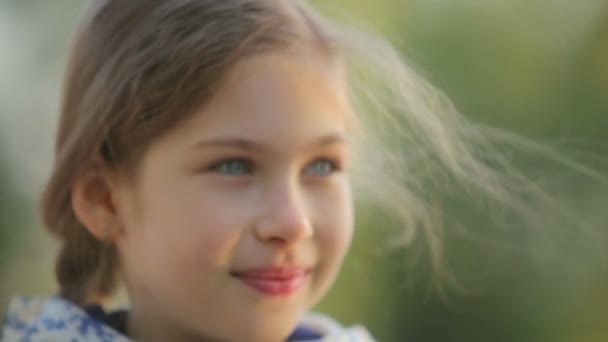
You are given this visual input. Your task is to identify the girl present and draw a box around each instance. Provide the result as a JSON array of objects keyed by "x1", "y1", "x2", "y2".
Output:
[{"x1": 2, "y1": 0, "x2": 526, "y2": 341}]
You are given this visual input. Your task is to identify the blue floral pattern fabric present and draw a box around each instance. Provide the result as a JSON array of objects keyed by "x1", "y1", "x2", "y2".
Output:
[
  {"x1": 2, "y1": 296, "x2": 129, "y2": 342},
  {"x1": 2, "y1": 296, "x2": 375, "y2": 342}
]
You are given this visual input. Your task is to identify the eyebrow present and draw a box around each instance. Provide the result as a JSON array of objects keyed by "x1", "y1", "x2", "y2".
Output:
[{"x1": 190, "y1": 133, "x2": 347, "y2": 152}]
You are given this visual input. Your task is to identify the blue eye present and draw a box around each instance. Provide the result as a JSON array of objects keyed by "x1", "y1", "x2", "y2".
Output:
[
  {"x1": 210, "y1": 159, "x2": 254, "y2": 176},
  {"x1": 304, "y1": 159, "x2": 337, "y2": 176}
]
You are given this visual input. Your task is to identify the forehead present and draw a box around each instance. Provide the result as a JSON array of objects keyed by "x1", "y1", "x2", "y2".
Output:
[
  {"x1": 166, "y1": 50, "x2": 353, "y2": 150},
  {"x1": 227, "y1": 50, "x2": 348, "y2": 109}
]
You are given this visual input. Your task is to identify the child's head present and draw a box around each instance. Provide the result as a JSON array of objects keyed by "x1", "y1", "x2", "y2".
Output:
[
  {"x1": 43, "y1": 0, "x2": 356, "y2": 340},
  {"x1": 41, "y1": 0, "x2": 501, "y2": 340}
]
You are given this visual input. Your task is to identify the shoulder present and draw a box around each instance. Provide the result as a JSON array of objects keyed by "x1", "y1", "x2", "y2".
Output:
[
  {"x1": 2, "y1": 296, "x2": 131, "y2": 342},
  {"x1": 297, "y1": 312, "x2": 376, "y2": 342}
]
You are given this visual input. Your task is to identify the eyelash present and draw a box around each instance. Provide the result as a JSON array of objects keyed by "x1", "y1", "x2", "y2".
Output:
[{"x1": 206, "y1": 157, "x2": 342, "y2": 177}]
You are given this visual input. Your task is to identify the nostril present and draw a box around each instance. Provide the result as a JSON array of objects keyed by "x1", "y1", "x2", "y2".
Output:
[{"x1": 268, "y1": 236, "x2": 288, "y2": 245}]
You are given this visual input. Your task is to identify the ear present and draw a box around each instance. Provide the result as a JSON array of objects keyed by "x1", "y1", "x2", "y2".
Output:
[{"x1": 71, "y1": 155, "x2": 123, "y2": 242}]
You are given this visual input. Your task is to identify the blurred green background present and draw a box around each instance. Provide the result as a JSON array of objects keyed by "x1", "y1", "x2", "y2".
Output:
[{"x1": 1, "y1": 1, "x2": 607, "y2": 341}]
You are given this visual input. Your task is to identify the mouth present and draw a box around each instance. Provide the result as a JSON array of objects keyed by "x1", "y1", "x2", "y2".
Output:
[{"x1": 230, "y1": 266, "x2": 312, "y2": 297}]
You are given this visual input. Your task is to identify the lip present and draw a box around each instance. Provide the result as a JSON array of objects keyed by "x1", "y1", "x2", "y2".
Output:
[{"x1": 231, "y1": 266, "x2": 311, "y2": 297}]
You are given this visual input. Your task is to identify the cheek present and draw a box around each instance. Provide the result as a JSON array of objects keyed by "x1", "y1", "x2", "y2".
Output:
[
  {"x1": 117, "y1": 181, "x2": 246, "y2": 278},
  {"x1": 305, "y1": 182, "x2": 354, "y2": 305},
  {"x1": 313, "y1": 182, "x2": 354, "y2": 264}
]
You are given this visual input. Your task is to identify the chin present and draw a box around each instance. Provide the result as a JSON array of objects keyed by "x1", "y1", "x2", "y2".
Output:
[
  {"x1": 219, "y1": 326, "x2": 292, "y2": 342},
  {"x1": 231, "y1": 313, "x2": 300, "y2": 342}
]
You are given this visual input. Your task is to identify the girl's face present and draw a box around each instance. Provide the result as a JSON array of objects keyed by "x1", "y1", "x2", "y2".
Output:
[{"x1": 111, "y1": 50, "x2": 354, "y2": 341}]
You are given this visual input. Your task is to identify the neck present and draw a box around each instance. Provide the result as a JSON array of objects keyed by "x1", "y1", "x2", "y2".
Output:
[{"x1": 128, "y1": 305, "x2": 210, "y2": 342}]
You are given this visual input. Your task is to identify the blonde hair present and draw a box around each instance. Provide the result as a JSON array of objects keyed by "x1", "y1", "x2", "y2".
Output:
[{"x1": 42, "y1": 0, "x2": 570, "y2": 305}]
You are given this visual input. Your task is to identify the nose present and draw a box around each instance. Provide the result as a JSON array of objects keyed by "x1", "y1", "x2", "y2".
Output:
[{"x1": 253, "y1": 182, "x2": 314, "y2": 245}]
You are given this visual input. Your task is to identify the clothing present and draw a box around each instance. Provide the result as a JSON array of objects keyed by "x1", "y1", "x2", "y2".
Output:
[{"x1": 2, "y1": 296, "x2": 375, "y2": 341}]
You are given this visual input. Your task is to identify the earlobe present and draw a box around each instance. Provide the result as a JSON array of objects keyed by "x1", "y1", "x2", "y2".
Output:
[{"x1": 71, "y1": 157, "x2": 122, "y2": 242}]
